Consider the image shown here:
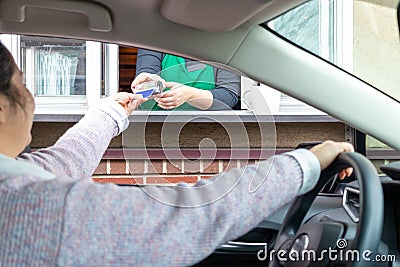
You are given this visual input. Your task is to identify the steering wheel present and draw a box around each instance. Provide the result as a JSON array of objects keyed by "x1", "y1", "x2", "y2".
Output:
[{"x1": 269, "y1": 152, "x2": 384, "y2": 267}]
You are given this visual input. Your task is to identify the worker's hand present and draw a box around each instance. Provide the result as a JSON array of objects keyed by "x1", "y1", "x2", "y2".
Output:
[
  {"x1": 309, "y1": 140, "x2": 354, "y2": 179},
  {"x1": 154, "y1": 82, "x2": 193, "y2": 109},
  {"x1": 131, "y1": 72, "x2": 166, "y2": 91},
  {"x1": 112, "y1": 92, "x2": 147, "y2": 116}
]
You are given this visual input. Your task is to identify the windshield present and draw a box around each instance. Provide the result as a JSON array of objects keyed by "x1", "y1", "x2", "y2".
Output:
[{"x1": 267, "y1": 0, "x2": 400, "y2": 102}]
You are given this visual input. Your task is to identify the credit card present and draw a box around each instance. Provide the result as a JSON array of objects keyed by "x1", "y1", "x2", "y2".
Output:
[{"x1": 135, "y1": 88, "x2": 155, "y2": 98}]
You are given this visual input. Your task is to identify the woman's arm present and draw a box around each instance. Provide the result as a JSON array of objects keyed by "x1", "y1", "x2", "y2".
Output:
[
  {"x1": 58, "y1": 149, "x2": 320, "y2": 266},
  {"x1": 17, "y1": 94, "x2": 145, "y2": 180}
]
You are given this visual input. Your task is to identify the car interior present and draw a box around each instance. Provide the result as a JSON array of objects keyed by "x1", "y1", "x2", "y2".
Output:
[{"x1": 1, "y1": 0, "x2": 400, "y2": 266}]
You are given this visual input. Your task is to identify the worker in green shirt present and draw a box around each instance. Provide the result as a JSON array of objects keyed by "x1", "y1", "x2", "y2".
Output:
[{"x1": 131, "y1": 48, "x2": 241, "y2": 110}]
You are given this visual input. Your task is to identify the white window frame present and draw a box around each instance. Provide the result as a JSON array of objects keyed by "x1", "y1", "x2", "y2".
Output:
[
  {"x1": 242, "y1": 0, "x2": 353, "y2": 115},
  {"x1": 335, "y1": 0, "x2": 353, "y2": 72},
  {"x1": 0, "y1": 34, "x2": 118, "y2": 114}
]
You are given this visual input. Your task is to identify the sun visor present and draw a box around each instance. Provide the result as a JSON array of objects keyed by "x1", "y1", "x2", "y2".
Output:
[{"x1": 160, "y1": 0, "x2": 272, "y2": 32}]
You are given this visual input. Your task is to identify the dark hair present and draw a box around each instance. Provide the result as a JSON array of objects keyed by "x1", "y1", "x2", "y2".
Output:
[{"x1": 0, "y1": 42, "x2": 25, "y2": 109}]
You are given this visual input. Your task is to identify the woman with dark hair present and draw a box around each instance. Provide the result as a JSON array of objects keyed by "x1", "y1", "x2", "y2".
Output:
[{"x1": 0, "y1": 42, "x2": 352, "y2": 266}]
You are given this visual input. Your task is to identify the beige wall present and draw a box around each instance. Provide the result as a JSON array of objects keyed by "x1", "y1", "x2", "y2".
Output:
[
  {"x1": 31, "y1": 121, "x2": 345, "y2": 149},
  {"x1": 353, "y1": 1, "x2": 400, "y2": 100}
]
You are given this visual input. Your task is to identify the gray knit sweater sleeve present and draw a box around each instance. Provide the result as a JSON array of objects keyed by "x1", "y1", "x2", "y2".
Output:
[
  {"x1": 17, "y1": 100, "x2": 125, "y2": 180},
  {"x1": 57, "y1": 150, "x2": 319, "y2": 266}
]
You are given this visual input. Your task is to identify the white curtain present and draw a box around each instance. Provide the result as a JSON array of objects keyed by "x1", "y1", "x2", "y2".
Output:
[{"x1": 36, "y1": 50, "x2": 79, "y2": 96}]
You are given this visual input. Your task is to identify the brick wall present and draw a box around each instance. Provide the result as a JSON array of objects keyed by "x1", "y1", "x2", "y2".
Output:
[{"x1": 92, "y1": 157, "x2": 257, "y2": 185}]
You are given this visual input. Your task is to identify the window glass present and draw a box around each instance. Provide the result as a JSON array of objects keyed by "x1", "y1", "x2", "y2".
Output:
[
  {"x1": 20, "y1": 36, "x2": 86, "y2": 96},
  {"x1": 1, "y1": 34, "x2": 119, "y2": 110},
  {"x1": 271, "y1": 0, "x2": 335, "y2": 63},
  {"x1": 267, "y1": 0, "x2": 400, "y2": 101}
]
